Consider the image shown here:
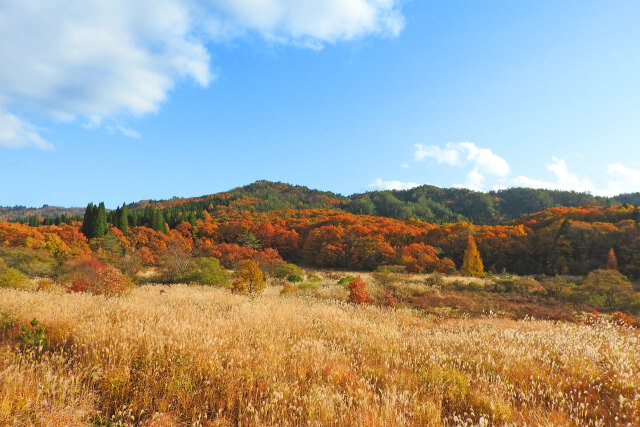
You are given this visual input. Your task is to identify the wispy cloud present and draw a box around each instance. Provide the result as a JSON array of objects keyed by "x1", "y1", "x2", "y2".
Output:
[
  {"x1": 0, "y1": 111, "x2": 52, "y2": 150},
  {"x1": 0, "y1": 0, "x2": 405, "y2": 149},
  {"x1": 368, "y1": 178, "x2": 420, "y2": 191},
  {"x1": 116, "y1": 126, "x2": 141, "y2": 139}
]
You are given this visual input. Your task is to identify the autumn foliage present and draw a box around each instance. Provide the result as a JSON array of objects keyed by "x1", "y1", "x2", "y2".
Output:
[
  {"x1": 461, "y1": 235, "x2": 484, "y2": 277},
  {"x1": 348, "y1": 276, "x2": 372, "y2": 304},
  {"x1": 232, "y1": 260, "x2": 266, "y2": 295},
  {"x1": 606, "y1": 248, "x2": 619, "y2": 270},
  {"x1": 65, "y1": 257, "x2": 130, "y2": 296}
]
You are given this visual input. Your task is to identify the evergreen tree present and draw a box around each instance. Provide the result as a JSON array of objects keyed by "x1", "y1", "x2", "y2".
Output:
[
  {"x1": 81, "y1": 202, "x2": 108, "y2": 239},
  {"x1": 81, "y1": 203, "x2": 97, "y2": 238},
  {"x1": 118, "y1": 203, "x2": 129, "y2": 234},
  {"x1": 237, "y1": 231, "x2": 261, "y2": 249},
  {"x1": 28, "y1": 215, "x2": 40, "y2": 227},
  {"x1": 152, "y1": 210, "x2": 167, "y2": 234},
  {"x1": 96, "y1": 202, "x2": 108, "y2": 237},
  {"x1": 461, "y1": 235, "x2": 484, "y2": 277}
]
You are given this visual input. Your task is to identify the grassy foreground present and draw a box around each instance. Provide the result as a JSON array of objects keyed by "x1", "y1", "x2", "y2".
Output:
[{"x1": 1, "y1": 285, "x2": 639, "y2": 426}]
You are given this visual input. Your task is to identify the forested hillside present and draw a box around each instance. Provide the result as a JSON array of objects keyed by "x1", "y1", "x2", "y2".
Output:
[{"x1": 4, "y1": 180, "x2": 639, "y2": 226}]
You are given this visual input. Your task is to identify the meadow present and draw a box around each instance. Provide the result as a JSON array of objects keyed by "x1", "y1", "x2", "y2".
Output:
[{"x1": 1, "y1": 279, "x2": 639, "y2": 426}]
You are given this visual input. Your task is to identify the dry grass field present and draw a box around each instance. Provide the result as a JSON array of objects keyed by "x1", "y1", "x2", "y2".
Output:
[{"x1": 1, "y1": 284, "x2": 639, "y2": 426}]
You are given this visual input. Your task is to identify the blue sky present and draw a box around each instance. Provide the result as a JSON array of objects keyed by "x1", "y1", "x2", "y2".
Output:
[{"x1": 1, "y1": 0, "x2": 640, "y2": 208}]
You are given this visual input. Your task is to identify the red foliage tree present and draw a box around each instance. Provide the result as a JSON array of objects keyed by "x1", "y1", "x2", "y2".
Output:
[{"x1": 348, "y1": 276, "x2": 372, "y2": 304}]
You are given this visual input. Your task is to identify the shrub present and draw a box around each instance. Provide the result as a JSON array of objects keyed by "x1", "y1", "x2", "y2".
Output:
[
  {"x1": 425, "y1": 273, "x2": 444, "y2": 288},
  {"x1": 487, "y1": 276, "x2": 542, "y2": 294},
  {"x1": 611, "y1": 312, "x2": 639, "y2": 328},
  {"x1": 287, "y1": 274, "x2": 304, "y2": 283},
  {"x1": 264, "y1": 261, "x2": 303, "y2": 279},
  {"x1": 372, "y1": 266, "x2": 397, "y2": 288},
  {"x1": 63, "y1": 257, "x2": 131, "y2": 296},
  {"x1": 348, "y1": 276, "x2": 372, "y2": 304},
  {"x1": 338, "y1": 275, "x2": 356, "y2": 287},
  {"x1": 0, "y1": 266, "x2": 30, "y2": 290},
  {"x1": 382, "y1": 288, "x2": 396, "y2": 308},
  {"x1": 37, "y1": 278, "x2": 55, "y2": 292},
  {"x1": 182, "y1": 257, "x2": 229, "y2": 286},
  {"x1": 307, "y1": 273, "x2": 322, "y2": 283},
  {"x1": 280, "y1": 283, "x2": 299, "y2": 296},
  {"x1": 297, "y1": 282, "x2": 320, "y2": 291}
]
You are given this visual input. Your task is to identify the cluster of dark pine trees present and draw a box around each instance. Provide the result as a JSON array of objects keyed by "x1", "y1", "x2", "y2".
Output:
[{"x1": 78, "y1": 202, "x2": 201, "y2": 238}]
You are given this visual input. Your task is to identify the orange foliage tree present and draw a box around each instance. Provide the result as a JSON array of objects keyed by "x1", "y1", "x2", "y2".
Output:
[
  {"x1": 348, "y1": 276, "x2": 372, "y2": 304},
  {"x1": 606, "y1": 248, "x2": 619, "y2": 270}
]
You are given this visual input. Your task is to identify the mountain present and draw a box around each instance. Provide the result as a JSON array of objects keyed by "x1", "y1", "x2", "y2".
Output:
[
  {"x1": 136, "y1": 180, "x2": 636, "y2": 225},
  {"x1": 3, "y1": 180, "x2": 639, "y2": 226},
  {"x1": 0, "y1": 205, "x2": 84, "y2": 222}
]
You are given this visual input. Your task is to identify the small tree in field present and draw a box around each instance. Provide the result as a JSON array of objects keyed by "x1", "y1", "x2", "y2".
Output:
[
  {"x1": 348, "y1": 276, "x2": 371, "y2": 304},
  {"x1": 461, "y1": 235, "x2": 484, "y2": 277},
  {"x1": 605, "y1": 248, "x2": 619, "y2": 271},
  {"x1": 232, "y1": 260, "x2": 265, "y2": 295}
]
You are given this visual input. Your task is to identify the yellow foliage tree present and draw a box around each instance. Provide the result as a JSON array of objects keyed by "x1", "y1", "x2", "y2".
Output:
[
  {"x1": 232, "y1": 260, "x2": 266, "y2": 295},
  {"x1": 461, "y1": 235, "x2": 484, "y2": 277}
]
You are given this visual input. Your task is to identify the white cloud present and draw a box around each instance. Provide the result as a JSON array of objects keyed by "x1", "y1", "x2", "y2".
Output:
[
  {"x1": 414, "y1": 142, "x2": 510, "y2": 190},
  {"x1": 0, "y1": 0, "x2": 404, "y2": 148},
  {"x1": 414, "y1": 143, "x2": 461, "y2": 165},
  {"x1": 511, "y1": 157, "x2": 640, "y2": 197},
  {"x1": 368, "y1": 178, "x2": 420, "y2": 191},
  {"x1": 400, "y1": 163, "x2": 409, "y2": 169},
  {"x1": 0, "y1": 111, "x2": 52, "y2": 149},
  {"x1": 412, "y1": 142, "x2": 640, "y2": 196},
  {"x1": 511, "y1": 157, "x2": 594, "y2": 193},
  {"x1": 605, "y1": 163, "x2": 640, "y2": 195},
  {"x1": 205, "y1": 0, "x2": 404, "y2": 47}
]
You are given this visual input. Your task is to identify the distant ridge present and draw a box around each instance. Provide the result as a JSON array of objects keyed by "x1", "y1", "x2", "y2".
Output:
[{"x1": 3, "y1": 180, "x2": 640, "y2": 225}]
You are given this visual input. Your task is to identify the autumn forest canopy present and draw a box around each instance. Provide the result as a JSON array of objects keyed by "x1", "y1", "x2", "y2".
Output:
[{"x1": 2, "y1": 180, "x2": 640, "y2": 278}]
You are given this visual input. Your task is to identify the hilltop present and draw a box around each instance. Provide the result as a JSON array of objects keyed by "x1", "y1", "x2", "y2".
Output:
[{"x1": 4, "y1": 180, "x2": 640, "y2": 226}]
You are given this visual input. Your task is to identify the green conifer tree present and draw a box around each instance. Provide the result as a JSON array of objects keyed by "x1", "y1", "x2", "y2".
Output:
[
  {"x1": 118, "y1": 203, "x2": 129, "y2": 234},
  {"x1": 81, "y1": 203, "x2": 97, "y2": 238},
  {"x1": 152, "y1": 210, "x2": 167, "y2": 234},
  {"x1": 96, "y1": 202, "x2": 108, "y2": 237}
]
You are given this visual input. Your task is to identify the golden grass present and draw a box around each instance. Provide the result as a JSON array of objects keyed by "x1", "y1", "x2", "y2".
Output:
[{"x1": 1, "y1": 285, "x2": 639, "y2": 426}]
